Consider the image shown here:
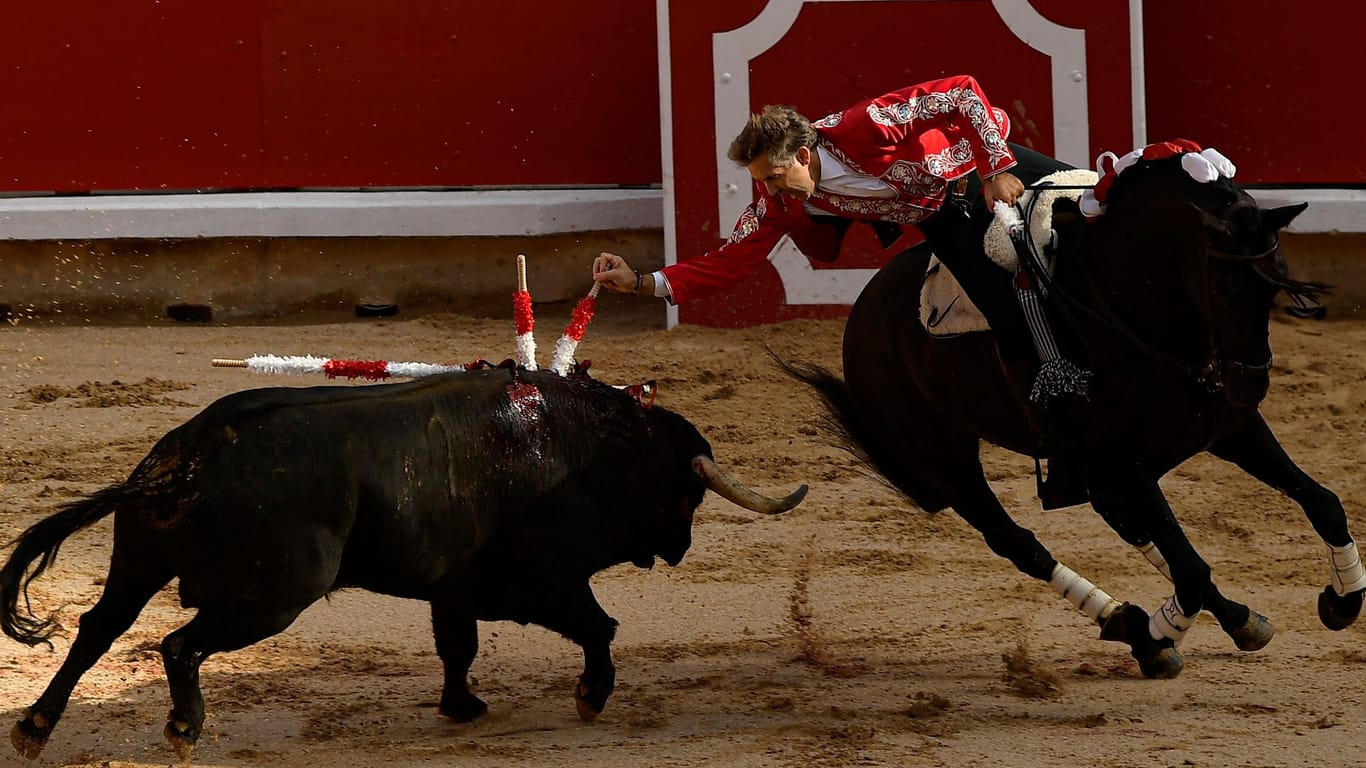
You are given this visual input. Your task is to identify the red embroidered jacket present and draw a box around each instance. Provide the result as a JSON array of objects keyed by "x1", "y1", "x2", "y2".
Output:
[{"x1": 663, "y1": 75, "x2": 1016, "y2": 305}]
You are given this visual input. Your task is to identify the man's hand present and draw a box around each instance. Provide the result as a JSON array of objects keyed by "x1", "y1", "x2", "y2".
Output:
[
  {"x1": 592, "y1": 252, "x2": 637, "y2": 294},
  {"x1": 981, "y1": 172, "x2": 1024, "y2": 209}
]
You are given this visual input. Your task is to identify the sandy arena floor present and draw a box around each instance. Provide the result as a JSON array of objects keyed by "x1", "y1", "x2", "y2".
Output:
[{"x1": 1, "y1": 295, "x2": 1363, "y2": 768}]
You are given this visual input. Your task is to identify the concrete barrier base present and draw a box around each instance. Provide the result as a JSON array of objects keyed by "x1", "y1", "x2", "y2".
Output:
[
  {"x1": 0, "y1": 230, "x2": 1361, "y2": 324},
  {"x1": 0, "y1": 231, "x2": 664, "y2": 323}
]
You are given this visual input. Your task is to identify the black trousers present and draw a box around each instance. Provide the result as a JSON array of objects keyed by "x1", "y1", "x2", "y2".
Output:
[{"x1": 917, "y1": 142, "x2": 1072, "y2": 361}]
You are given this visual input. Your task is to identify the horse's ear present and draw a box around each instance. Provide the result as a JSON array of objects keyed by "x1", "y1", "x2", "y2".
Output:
[
  {"x1": 1263, "y1": 202, "x2": 1310, "y2": 233},
  {"x1": 1189, "y1": 202, "x2": 1233, "y2": 236}
]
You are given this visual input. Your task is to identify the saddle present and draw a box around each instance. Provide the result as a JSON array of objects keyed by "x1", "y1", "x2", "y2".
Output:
[{"x1": 919, "y1": 169, "x2": 1099, "y2": 336}]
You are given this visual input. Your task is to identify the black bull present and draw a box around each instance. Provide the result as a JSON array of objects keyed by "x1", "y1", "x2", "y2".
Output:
[{"x1": 0, "y1": 367, "x2": 806, "y2": 759}]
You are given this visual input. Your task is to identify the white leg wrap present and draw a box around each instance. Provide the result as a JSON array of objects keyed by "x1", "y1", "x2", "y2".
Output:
[
  {"x1": 1138, "y1": 542, "x2": 1172, "y2": 581},
  {"x1": 1148, "y1": 594, "x2": 1196, "y2": 644},
  {"x1": 1050, "y1": 563, "x2": 1123, "y2": 622},
  {"x1": 1328, "y1": 540, "x2": 1366, "y2": 596}
]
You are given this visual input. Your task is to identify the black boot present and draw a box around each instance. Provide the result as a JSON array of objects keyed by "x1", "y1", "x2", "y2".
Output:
[{"x1": 1037, "y1": 394, "x2": 1090, "y2": 510}]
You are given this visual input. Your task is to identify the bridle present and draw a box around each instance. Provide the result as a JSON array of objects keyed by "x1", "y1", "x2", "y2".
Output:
[
  {"x1": 1190, "y1": 200, "x2": 1282, "y2": 402},
  {"x1": 1023, "y1": 185, "x2": 1292, "y2": 406}
]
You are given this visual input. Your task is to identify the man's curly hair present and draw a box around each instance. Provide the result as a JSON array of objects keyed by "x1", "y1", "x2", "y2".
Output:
[{"x1": 727, "y1": 105, "x2": 816, "y2": 166}]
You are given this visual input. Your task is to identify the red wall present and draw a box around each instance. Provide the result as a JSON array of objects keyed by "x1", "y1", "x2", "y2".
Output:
[
  {"x1": 1142, "y1": 1, "x2": 1366, "y2": 185},
  {"x1": 3, "y1": 2, "x2": 1359, "y2": 194},
  {"x1": 0, "y1": 1, "x2": 661, "y2": 192}
]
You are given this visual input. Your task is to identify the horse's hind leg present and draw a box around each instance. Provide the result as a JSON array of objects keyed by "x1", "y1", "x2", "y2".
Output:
[
  {"x1": 1106, "y1": 531, "x2": 1270, "y2": 653},
  {"x1": 1207, "y1": 412, "x2": 1364, "y2": 630},
  {"x1": 12, "y1": 541, "x2": 172, "y2": 759},
  {"x1": 1132, "y1": 541, "x2": 1273, "y2": 652},
  {"x1": 935, "y1": 449, "x2": 1180, "y2": 677},
  {"x1": 1089, "y1": 473, "x2": 1229, "y2": 674}
]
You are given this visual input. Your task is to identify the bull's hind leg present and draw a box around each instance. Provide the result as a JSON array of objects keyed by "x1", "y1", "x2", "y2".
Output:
[
  {"x1": 12, "y1": 539, "x2": 171, "y2": 760},
  {"x1": 430, "y1": 603, "x2": 486, "y2": 722},
  {"x1": 158, "y1": 604, "x2": 310, "y2": 758},
  {"x1": 1207, "y1": 412, "x2": 1364, "y2": 630},
  {"x1": 938, "y1": 450, "x2": 1180, "y2": 678}
]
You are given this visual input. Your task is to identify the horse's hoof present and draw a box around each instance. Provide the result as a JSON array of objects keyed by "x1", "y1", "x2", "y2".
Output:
[
  {"x1": 1136, "y1": 646, "x2": 1184, "y2": 679},
  {"x1": 574, "y1": 681, "x2": 605, "y2": 723},
  {"x1": 1317, "y1": 586, "x2": 1364, "y2": 631},
  {"x1": 1098, "y1": 602, "x2": 1139, "y2": 643},
  {"x1": 1228, "y1": 610, "x2": 1275, "y2": 652},
  {"x1": 11, "y1": 718, "x2": 47, "y2": 761}
]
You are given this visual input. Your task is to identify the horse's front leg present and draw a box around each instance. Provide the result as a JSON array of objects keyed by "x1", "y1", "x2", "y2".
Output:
[{"x1": 1207, "y1": 412, "x2": 1365, "y2": 630}]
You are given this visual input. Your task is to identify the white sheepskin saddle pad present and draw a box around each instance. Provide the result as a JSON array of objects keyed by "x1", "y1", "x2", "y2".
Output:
[{"x1": 919, "y1": 168, "x2": 1097, "y2": 337}]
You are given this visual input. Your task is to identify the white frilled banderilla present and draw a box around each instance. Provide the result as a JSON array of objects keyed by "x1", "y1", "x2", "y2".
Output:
[{"x1": 213, "y1": 254, "x2": 603, "y2": 382}]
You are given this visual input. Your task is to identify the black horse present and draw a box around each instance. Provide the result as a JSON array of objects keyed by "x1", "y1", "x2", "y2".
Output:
[{"x1": 789, "y1": 153, "x2": 1362, "y2": 677}]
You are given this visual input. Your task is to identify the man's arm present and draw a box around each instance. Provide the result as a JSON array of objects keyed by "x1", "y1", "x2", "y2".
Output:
[{"x1": 593, "y1": 192, "x2": 792, "y2": 305}]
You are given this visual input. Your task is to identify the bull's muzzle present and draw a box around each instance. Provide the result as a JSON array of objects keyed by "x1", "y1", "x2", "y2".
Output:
[{"x1": 691, "y1": 456, "x2": 807, "y2": 515}]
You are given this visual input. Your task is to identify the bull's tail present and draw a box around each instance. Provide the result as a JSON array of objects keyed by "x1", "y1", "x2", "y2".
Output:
[
  {"x1": 1, "y1": 485, "x2": 126, "y2": 647},
  {"x1": 776, "y1": 357, "x2": 950, "y2": 513}
]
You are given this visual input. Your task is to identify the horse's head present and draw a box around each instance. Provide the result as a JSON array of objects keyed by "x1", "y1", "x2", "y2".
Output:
[{"x1": 1087, "y1": 155, "x2": 1325, "y2": 406}]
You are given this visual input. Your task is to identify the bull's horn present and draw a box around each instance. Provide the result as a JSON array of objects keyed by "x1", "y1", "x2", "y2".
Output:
[{"x1": 691, "y1": 456, "x2": 807, "y2": 515}]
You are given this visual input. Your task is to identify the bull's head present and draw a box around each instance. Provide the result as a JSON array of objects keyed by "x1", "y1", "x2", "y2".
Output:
[
  {"x1": 647, "y1": 458, "x2": 805, "y2": 568},
  {"x1": 623, "y1": 397, "x2": 808, "y2": 568}
]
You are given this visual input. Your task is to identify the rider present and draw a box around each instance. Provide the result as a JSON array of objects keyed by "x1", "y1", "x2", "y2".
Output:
[{"x1": 592, "y1": 75, "x2": 1089, "y2": 508}]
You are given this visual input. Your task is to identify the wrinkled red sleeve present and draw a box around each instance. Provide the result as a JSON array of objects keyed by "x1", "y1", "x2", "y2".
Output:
[
  {"x1": 862, "y1": 75, "x2": 1017, "y2": 178},
  {"x1": 660, "y1": 190, "x2": 789, "y2": 305}
]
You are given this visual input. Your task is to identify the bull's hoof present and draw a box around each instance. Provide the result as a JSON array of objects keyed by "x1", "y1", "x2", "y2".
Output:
[
  {"x1": 10, "y1": 716, "x2": 48, "y2": 760},
  {"x1": 1228, "y1": 610, "x2": 1275, "y2": 652},
  {"x1": 440, "y1": 692, "x2": 488, "y2": 723},
  {"x1": 1136, "y1": 645, "x2": 1185, "y2": 679},
  {"x1": 163, "y1": 718, "x2": 198, "y2": 762},
  {"x1": 1318, "y1": 586, "x2": 1364, "y2": 631},
  {"x1": 574, "y1": 680, "x2": 608, "y2": 723}
]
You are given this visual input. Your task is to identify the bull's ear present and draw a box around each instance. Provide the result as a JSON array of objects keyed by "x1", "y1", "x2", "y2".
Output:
[
  {"x1": 1263, "y1": 202, "x2": 1309, "y2": 233},
  {"x1": 1190, "y1": 202, "x2": 1233, "y2": 236}
]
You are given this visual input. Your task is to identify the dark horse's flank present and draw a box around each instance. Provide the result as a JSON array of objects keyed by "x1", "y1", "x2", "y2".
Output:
[{"x1": 789, "y1": 154, "x2": 1362, "y2": 677}]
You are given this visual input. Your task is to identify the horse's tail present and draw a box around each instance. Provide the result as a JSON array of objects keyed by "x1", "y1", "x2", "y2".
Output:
[
  {"x1": 1, "y1": 486, "x2": 127, "y2": 647},
  {"x1": 774, "y1": 354, "x2": 949, "y2": 513}
]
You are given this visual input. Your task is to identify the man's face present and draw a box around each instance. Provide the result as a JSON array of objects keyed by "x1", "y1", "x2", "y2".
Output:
[{"x1": 747, "y1": 146, "x2": 815, "y2": 201}]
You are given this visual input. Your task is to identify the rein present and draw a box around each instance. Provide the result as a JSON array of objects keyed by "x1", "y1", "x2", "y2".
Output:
[
  {"x1": 1016, "y1": 182, "x2": 1282, "y2": 404},
  {"x1": 1195, "y1": 237, "x2": 1278, "y2": 400},
  {"x1": 1191, "y1": 200, "x2": 1283, "y2": 400}
]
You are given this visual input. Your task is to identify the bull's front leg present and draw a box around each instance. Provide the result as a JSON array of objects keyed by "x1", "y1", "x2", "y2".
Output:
[
  {"x1": 1207, "y1": 412, "x2": 1365, "y2": 630},
  {"x1": 430, "y1": 603, "x2": 487, "y2": 722},
  {"x1": 534, "y1": 581, "x2": 619, "y2": 722}
]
